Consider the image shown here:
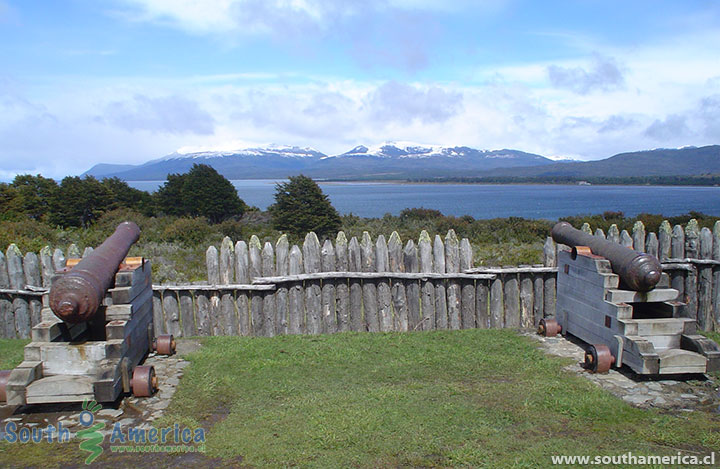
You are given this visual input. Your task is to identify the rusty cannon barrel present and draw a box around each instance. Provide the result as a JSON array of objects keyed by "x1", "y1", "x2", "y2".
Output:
[
  {"x1": 551, "y1": 221, "x2": 661, "y2": 292},
  {"x1": 50, "y1": 221, "x2": 140, "y2": 323}
]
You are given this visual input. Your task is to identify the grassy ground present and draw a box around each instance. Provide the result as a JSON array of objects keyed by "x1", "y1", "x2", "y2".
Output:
[
  {"x1": 2, "y1": 330, "x2": 720, "y2": 468},
  {"x1": 0, "y1": 339, "x2": 29, "y2": 369}
]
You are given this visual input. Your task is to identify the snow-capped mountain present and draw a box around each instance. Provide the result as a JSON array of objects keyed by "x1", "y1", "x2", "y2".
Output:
[
  {"x1": 152, "y1": 145, "x2": 325, "y2": 163},
  {"x1": 83, "y1": 142, "x2": 555, "y2": 180}
]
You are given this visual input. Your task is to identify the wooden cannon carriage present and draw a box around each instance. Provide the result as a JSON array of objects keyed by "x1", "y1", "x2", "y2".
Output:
[
  {"x1": 0, "y1": 222, "x2": 175, "y2": 405},
  {"x1": 539, "y1": 222, "x2": 720, "y2": 375}
]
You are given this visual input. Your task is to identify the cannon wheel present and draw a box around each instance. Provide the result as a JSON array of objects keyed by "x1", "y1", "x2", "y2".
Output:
[
  {"x1": 131, "y1": 366, "x2": 157, "y2": 397},
  {"x1": 0, "y1": 370, "x2": 11, "y2": 402},
  {"x1": 584, "y1": 344, "x2": 614, "y2": 373},
  {"x1": 154, "y1": 334, "x2": 176, "y2": 356},
  {"x1": 537, "y1": 318, "x2": 561, "y2": 337}
]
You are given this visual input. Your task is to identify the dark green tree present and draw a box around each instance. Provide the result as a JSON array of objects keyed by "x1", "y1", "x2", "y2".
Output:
[
  {"x1": 155, "y1": 173, "x2": 187, "y2": 217},
  {"x1": 101, "y1": 177, "x2": 154, "y2": 216},
  {"x1": 9, "y1": 174, "x2": 59, "y2": 221},
  {"x1": 48, "y1": 176, "x2": 113, "y2": 227},
  {"x1": 155, "y1": 164, "x2": 245, "y2": 223},
  {"x1": 268, "y1": 175, "x2": 341, "y2": 239},
  {"x1": 0, "y1": 183, "x2": 20, "y2": 221}
]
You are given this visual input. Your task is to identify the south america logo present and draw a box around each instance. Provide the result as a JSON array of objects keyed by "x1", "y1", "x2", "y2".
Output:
[{"x1": 77, "y1": 399, "x2": 105, "y2": 464}]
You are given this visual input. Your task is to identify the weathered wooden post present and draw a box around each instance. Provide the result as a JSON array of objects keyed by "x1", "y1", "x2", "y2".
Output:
[
  {"x1": 670, "y1": 225, "x2": 686, "y2": 300},
  {"x1": 389, "y1": 232, "x2": 409, "y2": 332},
  {"x1": 52, "y1": 248, "x2": 66, "y2": 272},
  {"x1": 532, "y1": 269, "x2": 543, "y2": 327},
  {"x1": 519, "y1": 267, "x2": 534, "y2": 329},
  {"x1": 321, "y1": 238, "x2": 337, "y2": 333},
  {"x1": 262, "y1": 241, "x2": 276, "y2": 336},
  {"x1": 7, "y1": 244, "x2": 24, "y2": 290},
  {"x1": 632, "y1": 221, "x2": 646, "y2": 253},
  {"x1": 459, "y1": 238, "x2": 475, "y2": 329},
  {"x1": 698, "y1": 227, "x2": 713, "y2": 330},
  {"x1": 153, "y1": 289, "x2": 167, "y2": 335},
  {"x1": 489, "y1": 275, "x2": 504, "y2": 328},
  {"x1": 206, "y1": 244, "x2": 221, "y2": 335},
  {"x1": 249, "y1": 235, "x2": 263, "y2": 335},
  {"x1": 714, "y1": 221, "x2": 720, "y2": 331},
  {"x1": 304, "y1": 232, "x2": 323, "y2": 334},
  {"x1": 276, "y1": 235, "x2": 290, "y2": 335},
  {"x1": 419, "y1": 231, "x2": 435, "y2": 330},
  {"x1": 163, "y1": 290, "x2": 181, "y2": 337},
  {"x1": 67, "y1": 243, "x2": 81, "y2": 259},
  {"x1": 195, "y1": 291, "x2": 211, "y2": 336},
  {"x1": 433, "y1": 235, "x2": 448, "y2": 329},
  {"x1": 658, "y1": 220, "x2": 671, "y2": 262},
  {"x1": 445, "y1": 230, "x2": 461, "y2": 330},
  {"x1": 646, "y1": 232, "x2": 659, "y2": 259},
  {"x1": 503, "y1": 269, "x2": 520, "y2": 328},
  {"x1": 684, "y1": 220, "x2": 699, "y2": 320},
  {"x1": 543, "y1": 237, "x2": 555, "y2": 267},
  {"x1": 335, "y1": 232, "x2": 350, "y2": 332},
  {"x1": 0, "y1": 251, "x2": 12, "y2": 338},
  {"x1": 360, "y1": 232, "x2": 379, "y2": 332},
  {"x1": 179, "y1": 290, "x2": 196, "y2": 337},
  {"x1": 403, "y1": 239, "x2": 421, "y2": 330},
  {"x1": 23, "y1": 252, "x2": 41, "y2": 288},
  {"x1": 235, "y1": 241, "x2": 251, "y2": 335},
  {"x1": 348, "y1": 237, "x2": 364, "y2": 331},
  {"x1": 221, "y1": 237, "x2": 238, "y2": 335},
  {"x1": 39, "y1": 246, "x2": 54, "y2": 288},
  {"x1": 376, "y1": 235, "x2": 393, "y2": 331},
  {"x1": 288, "y1": 245, "x2": 305, "y2": 334},
  {"x1": 607, "y1": 224, "x2": 620, "y2": 244},
  {"x1": 620, "y1": 230, "x2": 633, "y2": 249}
]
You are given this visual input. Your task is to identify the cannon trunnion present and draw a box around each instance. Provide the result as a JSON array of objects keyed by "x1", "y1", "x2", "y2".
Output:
[
  {"x1": 0, "y1": 223, "x2": 175, "y2": 406},
  {"x1": 542, "y1": 224, "x2": 720, "y2": 375}
]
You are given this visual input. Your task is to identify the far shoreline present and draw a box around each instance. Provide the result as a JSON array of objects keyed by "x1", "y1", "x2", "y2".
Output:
[{"x1": 125, "y1": 178, "x2": 720, "y2": 188}]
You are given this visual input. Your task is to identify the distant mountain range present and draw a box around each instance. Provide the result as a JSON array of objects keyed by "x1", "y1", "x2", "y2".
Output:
[
  {"x1": 83, "y1": 143, "x2": 720, "y2": 181},
  {"x1": 480, "y1": 146, "x2": 720, "y2": 179}
]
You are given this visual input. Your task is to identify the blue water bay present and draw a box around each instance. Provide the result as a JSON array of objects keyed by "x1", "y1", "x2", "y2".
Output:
[{"x1": 127, "y1": 180, "x2": 720, "y2": 220}]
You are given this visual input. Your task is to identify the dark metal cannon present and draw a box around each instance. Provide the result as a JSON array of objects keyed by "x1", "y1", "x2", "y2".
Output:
[
  {"x1": 543, "y1": 221, "x2": 720, "y2": 375},
  {"x1": 49, "y1": 221, "x2": 141, "y2": 323},
  {"x1": 551, "y1": 221, "x2": 661, "y2": 292},
  {"x1": 0, "y1": 220, "x2": 177, "y2": 406}
]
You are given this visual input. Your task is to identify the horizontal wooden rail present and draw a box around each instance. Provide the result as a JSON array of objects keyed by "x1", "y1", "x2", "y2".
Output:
[
  {"x1": 464, "y1": 266, "x2": 558, "y2": 274},
  {"x1": 152, "y1": 283, "x2": 276, "y2": 291},
  {"x1": 252, "y1": 271, "x2": 496, "y2": 284}
]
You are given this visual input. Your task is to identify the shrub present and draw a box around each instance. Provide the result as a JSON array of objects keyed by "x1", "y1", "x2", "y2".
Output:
[
  {"x1": 0, "y1": 218, "x2": 58, "y2": 253},
  {"x1": 162, "y1": 217, "x2": 213, "y2": 246}
]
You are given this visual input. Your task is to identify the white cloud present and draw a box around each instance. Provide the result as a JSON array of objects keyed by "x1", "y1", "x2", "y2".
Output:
[
  {"x1": 117, "y1": 0, "x2": 367, "y2": 35},
  {"x1": 101, "y1": 94, "x2": 215, "y2": 134},
  {"x1": 4, "y1": 17, "x2": 720, "y2": 179},
  {"x1": 547, "y1": 54, "x2": 624, "y2": 95}
]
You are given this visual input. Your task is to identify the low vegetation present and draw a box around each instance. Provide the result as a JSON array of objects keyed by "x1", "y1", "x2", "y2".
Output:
[{"x1": 1, "y1": 206, "x2": 718, "y2": 284}]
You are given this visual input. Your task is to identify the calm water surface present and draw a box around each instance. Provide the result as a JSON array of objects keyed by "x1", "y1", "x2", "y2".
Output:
[{"x1": 128, "y1": 180, "x2": 720, "y2": 220}]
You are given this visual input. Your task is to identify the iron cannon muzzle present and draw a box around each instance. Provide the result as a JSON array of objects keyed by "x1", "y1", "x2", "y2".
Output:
[
  {"x1": 49, "y1": 221, "x2": 140, "y2": 323},
  {"x1": 551, "y1": 221, "x2": 662, "y2": 292}
]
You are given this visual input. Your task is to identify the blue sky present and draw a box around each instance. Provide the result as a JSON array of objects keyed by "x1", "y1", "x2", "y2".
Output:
[{"x1": 1, "y1": 0, "x2": 719, "y2": 179}]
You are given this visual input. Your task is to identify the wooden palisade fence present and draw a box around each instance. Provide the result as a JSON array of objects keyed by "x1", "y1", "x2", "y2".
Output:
[{"x1": 1, "y1": 220, "x2": 719, "y2": 338}]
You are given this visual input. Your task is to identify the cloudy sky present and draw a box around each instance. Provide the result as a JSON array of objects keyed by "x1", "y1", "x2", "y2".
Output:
[{"x1": 1, "y1": 0, "x2": 719, "y2": 180}]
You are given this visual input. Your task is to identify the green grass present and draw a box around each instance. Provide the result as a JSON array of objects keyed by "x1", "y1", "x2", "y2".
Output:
[
  {"x1": 163, "y1": 330, "x2": 720, "y2": 467},
  {"x1": 2, "y1": 331, "x2": 720, "y2": 468},
  {"x1": 0, "y1": 339, "x2": 29, "y2": 370}
]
